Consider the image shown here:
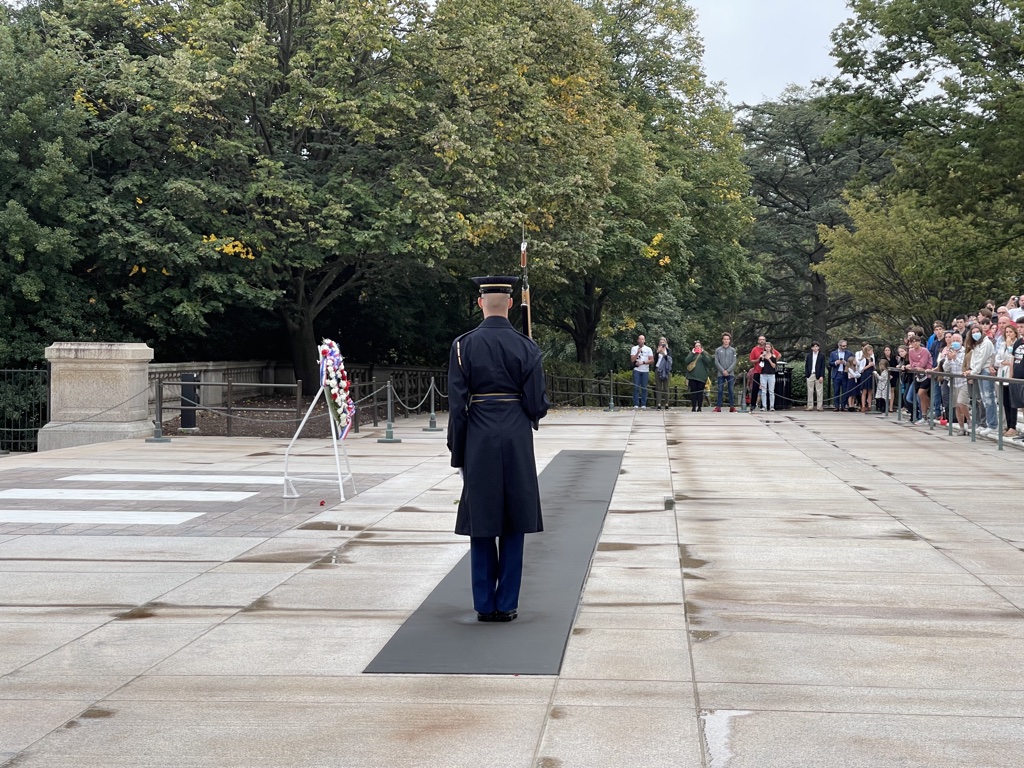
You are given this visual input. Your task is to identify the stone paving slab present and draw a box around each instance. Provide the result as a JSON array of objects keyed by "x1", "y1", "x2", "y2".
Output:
[{"x1": 0, "y1": 409, "x2": 1022, "y2": 767}]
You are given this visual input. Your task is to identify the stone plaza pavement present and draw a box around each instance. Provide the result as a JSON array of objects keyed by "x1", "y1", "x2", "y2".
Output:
[{"x1": 1, "y1": 408, "x2": 1023, "y2": 767}]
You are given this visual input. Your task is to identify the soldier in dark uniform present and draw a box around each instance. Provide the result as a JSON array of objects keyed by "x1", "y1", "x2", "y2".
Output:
[{"x1": 447, "y1": 276, "x2": 550, "y2": 622}]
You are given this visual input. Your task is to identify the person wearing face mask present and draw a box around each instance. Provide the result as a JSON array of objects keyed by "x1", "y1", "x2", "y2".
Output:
[
  {"x1": 940, "y1": 333, "x2": 970, "y2": 435},
  {"x1": 966, "y1": 323, "x2": 997, "y2": 435}
]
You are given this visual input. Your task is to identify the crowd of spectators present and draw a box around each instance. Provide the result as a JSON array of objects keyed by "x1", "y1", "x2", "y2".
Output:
[
  {"x1": 816, "y1": 296, "x2": 1024, "y2": 442},
  {"x1": 624, "y1": 297, "x2": 1024, "y2": 430}
]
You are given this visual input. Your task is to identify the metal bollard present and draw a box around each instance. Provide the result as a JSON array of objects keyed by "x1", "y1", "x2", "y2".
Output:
[
  {"x1": 226, "y1": 379, "x2": 234, "y2": 437},
  {"x1": 180, "y1": 373, "x2": 199, "y2": 433},
  {"x1": 605, "y1": 370, "x2": 617, "y2": 411},
  {"x1": 371, "y1": 377, "x2": 379, "y2": 427},
  {"x1": 146, "y1": 384, "x2": 171, "y2": 443},
  {"x1": 423, "y1": 377, "x2": 443, "y2": 431},
  {"x1": 352, "y1": 381, "x2": 360, "y2": 435},
  {"x1": 377, "y1": 380, "x2": 402, "y2": 443}
]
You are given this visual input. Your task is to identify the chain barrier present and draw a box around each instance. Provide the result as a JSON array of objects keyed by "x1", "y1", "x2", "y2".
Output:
[
  {"x1": 389, "y1": 384, "x2": 436, "y2": 414},
  {"x1": 351, "y1": 383, "x2": 390, "y2": 406},
  {"x1": 164, "y1": 382, "x2": 392, "y2": 426},
  {"x1": 42, "y1": 384, "x2": 153, "y2": 431}
]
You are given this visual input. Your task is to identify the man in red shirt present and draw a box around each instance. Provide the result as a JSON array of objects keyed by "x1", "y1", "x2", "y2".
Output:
[{"x1": 907, "y1": 336, "x2": 934, "y2": 423}]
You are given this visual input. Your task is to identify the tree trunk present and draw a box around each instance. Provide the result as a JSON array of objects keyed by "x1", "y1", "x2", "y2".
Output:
[
  {"x1": 283, "y1": 311, "x2": 320, "y2": 396},
  {"x1": 570, "y1": 278, "x2": 605, "y2": 369},
  {"x1": 810, "y1": 269, "x2": 830, "y2": 345},
  {"x1": 571, "y1": 325, "x2": 597, "y2": 367}
]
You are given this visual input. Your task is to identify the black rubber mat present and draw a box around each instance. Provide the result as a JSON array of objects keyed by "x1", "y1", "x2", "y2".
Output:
[{"x1": 363, "y1": 450, "x2": 623, "y2": 675}]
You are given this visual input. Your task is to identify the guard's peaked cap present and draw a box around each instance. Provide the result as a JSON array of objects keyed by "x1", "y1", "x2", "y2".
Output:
[{"x1": 471, "y1": 276, "x2": 519, "y2": 294}]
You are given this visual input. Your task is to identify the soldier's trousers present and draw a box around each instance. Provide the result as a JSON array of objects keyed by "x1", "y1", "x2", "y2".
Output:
[{"x1": 470, "y1": 534, "x2": 525, "y2": 614}]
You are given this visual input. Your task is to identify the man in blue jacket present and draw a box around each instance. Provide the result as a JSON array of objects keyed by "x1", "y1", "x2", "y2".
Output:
[{"x1": 829, "y1": 340, "x2": 851, "y2": 410}]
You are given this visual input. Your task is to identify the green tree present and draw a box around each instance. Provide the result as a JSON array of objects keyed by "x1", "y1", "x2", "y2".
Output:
[
  {"x1": 817, "y1": 189, "x2": 1021, "y2": 330},
  {"x1": 738, "y1": 89, "x2": 892, "y2": 350},
  {"x1": 538, "y1": 0, "x2": 754, "y2": 368},
  {"x1": 413, "y1": 0, "x2": 620, "y2": 339},
  {"x1": 0, "y1": 0, "x2": 262, "y2": 365},
  {"x1": 0, "y1": 4, "x2": 102, "y2": 365},
  {"x1": 830, "y1": 0, "x2": 1024, "y2": 235}
]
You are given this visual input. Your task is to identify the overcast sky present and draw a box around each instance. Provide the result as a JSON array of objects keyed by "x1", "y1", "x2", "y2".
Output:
[{"x1": 688, "y1": 0, "x2": 854, "y2": 106}]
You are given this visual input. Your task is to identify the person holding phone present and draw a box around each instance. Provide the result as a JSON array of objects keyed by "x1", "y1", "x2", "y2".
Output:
[
  {"x1": 630, "y1": 334, "x2": 654, "y2": 409},
  {"x1": 684, "y1": 341, "x2": 713, "y2": 412},
  {"x1": 759, "y1": 342, "x2": 779, "y2": 411},
  {"x1": 654, "y1": 337, "x2": 673, "y2": 410}
]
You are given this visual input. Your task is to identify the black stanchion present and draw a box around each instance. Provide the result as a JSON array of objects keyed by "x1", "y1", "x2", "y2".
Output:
[{"x1": 180, "y1": 373, "x2": 199, "y2": 433}]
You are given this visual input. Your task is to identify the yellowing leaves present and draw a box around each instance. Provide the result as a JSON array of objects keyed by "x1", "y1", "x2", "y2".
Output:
[
  {"x1": 204, "y1": 234, "x2": 255, "y2": 259},
  {"x1": 642, "y1": 232, "x2": 665, "y2": 261}
]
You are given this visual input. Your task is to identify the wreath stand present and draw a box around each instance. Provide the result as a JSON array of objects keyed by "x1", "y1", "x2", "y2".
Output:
[{"x1": 282, "y1": 384, "x2": 356, "y2": 501}]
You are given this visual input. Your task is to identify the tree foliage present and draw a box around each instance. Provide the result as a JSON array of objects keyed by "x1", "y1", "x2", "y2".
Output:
[
  {"x1": 818, "y1": 189, "x2": 1021, "y2": 330},
  {"x1": 535, "y1": 0, "x2": 754, "y2": 366},
  {"x1": 830, "y1": 0, "x2": 1024, "y2": 231},
  {"x1": 0, "y1": 0, "x2": 759, "y2": 376},
  {"x1": 738, "y1": 89, "x2": 892, "y2": 351}
]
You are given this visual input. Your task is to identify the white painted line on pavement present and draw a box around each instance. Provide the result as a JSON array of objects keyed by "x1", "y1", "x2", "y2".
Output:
[
  {"x1": 0, "y1": 489, "x2": 257, "y2": 502},
  {"x1": 0, "y1": 510, "x2": 204, "y2": 524},
  {"x1": 59, "y1": 474, "x2": 283, "y2": 485}
]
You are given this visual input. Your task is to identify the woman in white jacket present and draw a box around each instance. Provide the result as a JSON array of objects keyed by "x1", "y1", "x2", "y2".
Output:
[{"x1": 966, "y1": 325, "x2": 997, "y2": 435}]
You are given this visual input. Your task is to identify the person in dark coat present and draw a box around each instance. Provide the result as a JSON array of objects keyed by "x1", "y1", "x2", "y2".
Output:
[
  {"x1": 447, "y1": 276, "x2": 550, "y2": 622},
  {"x1": 804, "y1": 342, "x2": 826, "y2": 410}
]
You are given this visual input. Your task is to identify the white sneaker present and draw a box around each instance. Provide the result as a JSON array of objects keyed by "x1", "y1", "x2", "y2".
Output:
[
  {"x1": 977, "y1": 427, "x2": 992, "y2": 436},
  {"x1": 914, "y1": 419, "x2": 927, "y2": 425}
]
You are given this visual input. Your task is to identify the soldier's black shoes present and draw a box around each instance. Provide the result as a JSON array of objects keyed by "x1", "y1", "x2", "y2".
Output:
[{"x1": 477, "y1": 610, "x2": 518, "y2": 622}]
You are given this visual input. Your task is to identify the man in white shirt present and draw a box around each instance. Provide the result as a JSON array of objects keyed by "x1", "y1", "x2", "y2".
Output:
[
  {"x1": 1007, "y1": 296, "x2": 1024, "y2": 322},
  {"x1": 630, "y1": 334, "x2": 654, "y2": 409}
]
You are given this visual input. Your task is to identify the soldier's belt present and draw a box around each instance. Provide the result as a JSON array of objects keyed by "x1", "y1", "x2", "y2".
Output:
[{"x1": 469, "y1": 392, "x2": 522, "y2": 404}]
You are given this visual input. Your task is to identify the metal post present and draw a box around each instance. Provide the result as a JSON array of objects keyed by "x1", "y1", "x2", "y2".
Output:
[
  {"x1": 970, "y1": 379, "x2": 977, "y2": 442},
  {"x1": 605, "y1": 370, "x2": 617, "y2": 411},
  {"x1": 371, "y1": 377, "x2": 379, "y2": 427},
  {"x1": 897, "y1": 378, "x2": 903, "y2": 422},
  {"x1": 946, "y1": 374, "x2": 954, "y2": 436},
  {"x1": 423, "y1": 377, "x2": 443, "y2": 431},
  {"x1": 146, "y1": 383, "x2": 171, "y2": 443},
  {"x1": 180, "y1": 373, "x2": 199, "y2": 434},
  {"x1": 226, "y1": 379, "x2": 233, "y2": 437},
  {"x1": 378, "y1": 380, "x2": 402, "y2": 443},
  {"x1": 997, "y1": 375, "x2": 1004, "y2": 451},
  {"x1": 295, "y1": 379, "x2": 302, "y2": 426},
  {"x1": 352, "y1": 381, "x2": 360, "y2": 435}
]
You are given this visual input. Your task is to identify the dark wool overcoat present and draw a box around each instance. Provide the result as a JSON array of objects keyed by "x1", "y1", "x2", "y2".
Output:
[{"x1": 447, "y1": 315, "x2": 550, "y2": 537}]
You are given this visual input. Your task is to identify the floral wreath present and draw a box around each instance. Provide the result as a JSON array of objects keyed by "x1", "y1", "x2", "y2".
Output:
[{"x1": 318, "y1": 338, "x2": 356, "y2": 438}]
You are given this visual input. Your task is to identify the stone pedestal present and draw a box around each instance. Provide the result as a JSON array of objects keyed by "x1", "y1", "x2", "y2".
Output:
[{"x1": 38, "y1": 342, "x2": 154, "y2": 451}]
